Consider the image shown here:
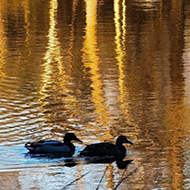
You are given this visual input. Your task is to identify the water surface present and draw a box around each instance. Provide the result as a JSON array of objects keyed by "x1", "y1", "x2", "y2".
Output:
[{"x1": 0, "y1": 0, "x2": 190, "y2": 189}]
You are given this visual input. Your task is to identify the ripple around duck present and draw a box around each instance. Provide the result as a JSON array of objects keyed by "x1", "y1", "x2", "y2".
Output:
[{"x1": 0, "y1": 146, "x2": 83, "y2": 170}]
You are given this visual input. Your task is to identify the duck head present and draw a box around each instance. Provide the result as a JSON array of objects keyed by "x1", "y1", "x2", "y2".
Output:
[
  {"x1": 116, "y1": 135, "x2": 133, "y2": 146},
  {"x1": 64, "y1": 133, "x2": 83, "y2": 143}
]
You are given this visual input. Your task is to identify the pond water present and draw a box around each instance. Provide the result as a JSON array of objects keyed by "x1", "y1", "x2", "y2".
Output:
[{"x1": 0, "y1": 0, "x2": 190, "y2": 189}]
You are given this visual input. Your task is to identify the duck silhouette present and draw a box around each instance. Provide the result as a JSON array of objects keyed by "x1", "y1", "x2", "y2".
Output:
[
  {"x1": 25, "y1": 133, "x2": 82, "y2": 157},
  {"x1": 79, "y1": 135, "x2": 133, "y2": 160}
]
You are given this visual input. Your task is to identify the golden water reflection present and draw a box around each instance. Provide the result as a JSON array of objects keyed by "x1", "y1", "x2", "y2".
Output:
[
  {"x1": 0, "y1": 0, "x2": 190, "y2": 190},
  {"x1": 82, "y1": 0, "x2": 112, "y2": 142}
]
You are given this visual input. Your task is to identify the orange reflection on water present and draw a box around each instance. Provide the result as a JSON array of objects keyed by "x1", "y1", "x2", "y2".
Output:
[
  {"x1": 114, "y1": 0, "x2": 126, "y2": 103},
  {"x1": 40, "y1": 0, "x2": 78, "y2": 134},
  {"x1": 82, "y1": 1, "x2": 115, "y2": 188},
  {"x1": 114, "y1": 0, "x2": 134, "y2": 126},
  {"x1": 164, "y1": 102, "x2": 190, "y2": 190},
  {"x1": 41, "y1": 0, "x2": 71, "y2": 97},
  {"x1": 42, "y1": 0, "x2": 58, "y2": 83},
  {"x1": 0, "y1": 1, "x2": 7, "y2": 78},
  {"x1": 42, "y1": 0, "x2": 62, "y2": 84},
  {"x1": 82, "y1": 0, "x2": 112, "y2": 141}
]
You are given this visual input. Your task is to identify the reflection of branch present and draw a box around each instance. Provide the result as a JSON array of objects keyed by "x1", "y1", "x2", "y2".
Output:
[
  {"x1": 96, "y1": 165, "x2": 109, "y2": 190},
  {"x1": 114, "y1": 149, "x2": 163, "y2": 190},
  {"x1": 61, "y1": 171, "x2": 90, "y2": 190},
  {"x1": 120, "y1": 163, "x2": 128, "y2": 180}
]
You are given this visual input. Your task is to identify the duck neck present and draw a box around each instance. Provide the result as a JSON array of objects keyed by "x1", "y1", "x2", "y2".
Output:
[
  {"x1": 64, "y1": 137, "x2": 75, "y2": 153},
  {"x1": 64, "y1": 136, "x2": 71, "y2": 143},
  {"x1": 115, "y1": 142, "x2": 126, "y2": 158},
  {"x1": 116, "y1": 139, "x2": 123, "y2": 146},
  {"x1": 65, "y1": 142, "x2": 75, "y2": 153}
]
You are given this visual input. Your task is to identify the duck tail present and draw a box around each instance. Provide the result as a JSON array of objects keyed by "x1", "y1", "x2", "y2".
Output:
[
  {"x1": 25, "y1": 142, "x2": 35, "y2": 151},
  {"x1": 25, "y1": 142, "x2": 31, "y2": 147}
]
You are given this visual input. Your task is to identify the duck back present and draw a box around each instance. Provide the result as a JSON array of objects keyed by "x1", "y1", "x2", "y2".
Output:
[
  {"x1": 25, "y1": 140, "x2": 75, "y2": 156},
  {"x1": 34, "y1": 144, "x2": 71, "y2": 155},
  {"x1": 80, "y1": 142, "x2": 125, "y2": 158}
]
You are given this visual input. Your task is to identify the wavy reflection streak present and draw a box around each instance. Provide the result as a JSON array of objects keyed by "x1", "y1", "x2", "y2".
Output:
[{"x1": 82, "y1": 0, "x2": 112, "y2": 141}]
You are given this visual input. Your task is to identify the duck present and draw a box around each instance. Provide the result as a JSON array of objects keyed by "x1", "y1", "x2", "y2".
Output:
[
  {"x1": 79, "y1": 135, "x2": 133, "y2": 160},
  {"x1": 25, "y1": 133, "x2": 82, "y2": 157}
]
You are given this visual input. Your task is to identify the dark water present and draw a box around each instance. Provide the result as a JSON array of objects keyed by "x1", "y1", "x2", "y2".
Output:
[{"x1": 0, "y1": 0, "x2": 190, "y2": 189}]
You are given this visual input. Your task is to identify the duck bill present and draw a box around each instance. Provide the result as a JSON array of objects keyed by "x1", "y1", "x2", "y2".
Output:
[
  {"x1": 126, "y1": 139, "x2": 133, "y2": 145},
  {"x1": 75, "y1": 137, "x2": 83, "y2": 143}
]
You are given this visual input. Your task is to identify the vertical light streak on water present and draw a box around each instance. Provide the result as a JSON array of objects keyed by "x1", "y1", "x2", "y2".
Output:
[
  {"x1": 42, "y1": 0, "x2": 61, "y2": 92},
  {"x1": 40, "y1": 0, "x2": 76, "y2": 121},
  {"x1": 82, "y1": 0, "x2": 115, "y2": 187},
  {"x1": 165, "y1": 2, "x2": 189, "y2": 189},
  {"x1": 82, "y1": 0, "x2": 112, "y2": 141},
  {"x1": 113, "y1": 0, "x2": 132, "y2": 120},
  {"x1": 114, "y1": 0, "x2": 126, "y2": 105},
  {"x1": 23, "y1": 0, "x2": 31, "y2": 49},
  {"x1": 68, "y1": 0, "x2": 78, "y2": 63},
  {"x1": 39, "y1": 0, "x2": 61, "y2": 135},
  {"x1": 39, "y1": 0, "x2": 67, "y2": 138},
  {"x1": 0, "y1": 1, "x2": 6, "y2": 78},
  {"x1": 183, "y1": 12, "x2": 190, "y2": 186},
  {"x1": 121, "y1": 0, "x2": 127, "y2": 49},
  {"x1": 183, "y1": 2, "x2": 190, "y2": 106}
]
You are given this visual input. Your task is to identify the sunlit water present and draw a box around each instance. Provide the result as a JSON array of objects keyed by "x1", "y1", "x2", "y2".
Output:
[{"x1": 0, "y1": 0, "x2": 190, "y2": 189}]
